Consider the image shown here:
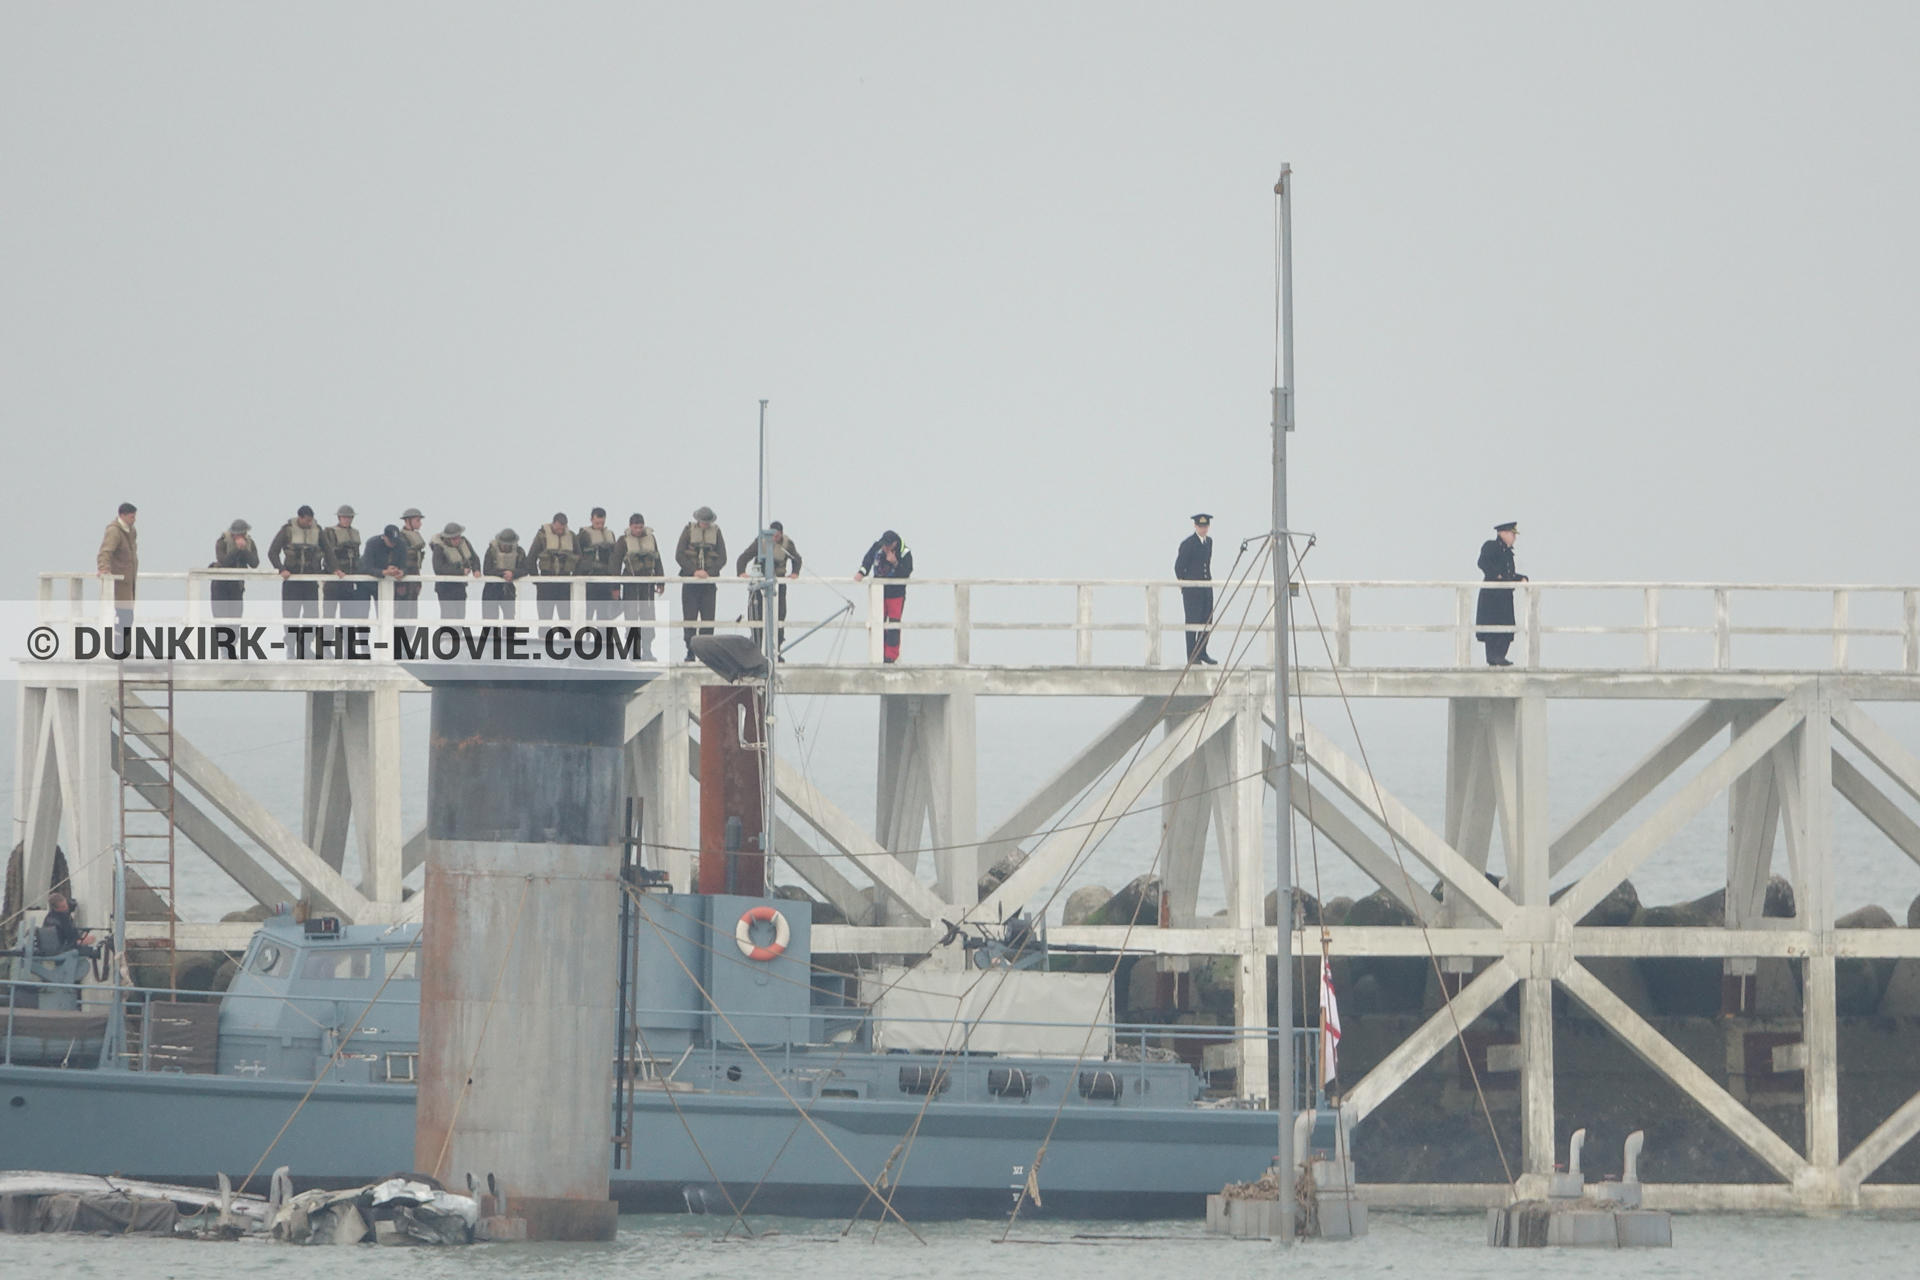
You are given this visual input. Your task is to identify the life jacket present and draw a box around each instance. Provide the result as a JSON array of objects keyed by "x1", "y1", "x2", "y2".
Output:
[
  {"x1": 577, "y1": 526, "x2": 617, "y2": 574},
  {"x1": 215, "y1": 532, "x2": 254, "y2": 567},
  {"x1": 321, "y1": 524, "x2": 361, "y2": 573},
  {"x1": 399, "y1": 528, "x2": 427, "y2": 573},
  {"x1": 486, "y1": 540, "x2": 525, "y2": 577},
  {"x1": 681, "y1": 522, "x2": 724, "y2": 575},
  {"x1": 279, "y1": 521, "x2": 324, "y2": 574},
  {"x1": 432, "y1": 534, "x2": 475, "y2": 574},
  {"x1": 617, "y1": 529, "x2": 662, "y2": 576},
  {"x1": 533, "y1": 526, "x2": 578, "y2": 576}
]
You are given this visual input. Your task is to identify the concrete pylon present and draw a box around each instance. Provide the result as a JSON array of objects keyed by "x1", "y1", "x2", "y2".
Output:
[{"x1": 414, "y1": 676, "x2": 642, "y2": 1242}]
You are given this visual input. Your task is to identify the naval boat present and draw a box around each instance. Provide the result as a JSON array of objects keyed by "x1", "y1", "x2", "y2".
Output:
[{"x1": 2, "y1": 887, "x2": 1287, "y2": 1219}]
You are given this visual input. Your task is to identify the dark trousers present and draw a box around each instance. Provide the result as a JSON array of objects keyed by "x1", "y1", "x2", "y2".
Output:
[
  {"x1": 1181, "y1": 586, "x2": 1214, "y2": 661},
  {"x1": 1484, "y1": 636, "x2": 1513, "y2": 665},
  {"x1": 211, "y1": 581, "x2": 244, "y2": 619},
  {"x1": 281, "y1": 581, "x2": 319, "y2": 620},
  {"x1": 882, "y1": 591, "x2": 904, "y2": 663},
  {"x1": 394, "y1": 581, "x2": 420, "y2": 620},
  {"x1": 323, "y1": 579, "x2": 368, "y2": 619},
  {"x1": 436, "y1": 582, "x2": 469, "y2": 620},
  {"x1": 535, "y1": 580, "x2": 571, "y2": 620},
  {"x1": 482, "y1": 581, "x2": 516, "y2": 619},
  {"x1": 586, "y1": 582, "x2": 619, "y2": 621},
  {"x1": 682, "y1": 581, "x2": 717, "y2": 654},
  {"x1": 748, "y1": 583, "x2": 788, "y2": 652}
]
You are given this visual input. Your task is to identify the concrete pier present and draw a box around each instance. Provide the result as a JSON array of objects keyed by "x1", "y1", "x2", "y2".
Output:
[
  {"x1": 17, "y1": 571, "x2": 1920, "y2": 1212},
  {"x1": 412, "y1": 677, "x2": 639, "y2": 1242}
]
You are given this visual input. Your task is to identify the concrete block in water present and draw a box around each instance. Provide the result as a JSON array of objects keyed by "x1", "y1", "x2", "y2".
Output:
[
  {"x1": 1615, "y1": 1211, "x2": 1672, "y2": 1247},
  {"x1": 1316, "y1": 1196, "x2": 1367, "y2": 1240}
]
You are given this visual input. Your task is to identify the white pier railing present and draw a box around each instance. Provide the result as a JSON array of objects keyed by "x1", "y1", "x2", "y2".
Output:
[{"x1": 34, "y1": 572, "x2": 1920, "y2": 672}]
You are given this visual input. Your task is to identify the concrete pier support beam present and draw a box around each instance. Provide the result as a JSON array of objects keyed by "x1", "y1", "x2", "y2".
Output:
[
  {"x1": 875, "y1": 693, "x2": 979, "y2": 929},
  {"x1": 415, "y1": 677, "x2": 638, "y2": 1242}
]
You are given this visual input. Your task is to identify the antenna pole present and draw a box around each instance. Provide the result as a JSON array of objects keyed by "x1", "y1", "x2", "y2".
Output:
[
  {"x1": 758, "y1": 399, "x2": 777, "y2": 883},
  {"x1": 1272, "y1": 163, "x2": 1296, "y2": 1245}
]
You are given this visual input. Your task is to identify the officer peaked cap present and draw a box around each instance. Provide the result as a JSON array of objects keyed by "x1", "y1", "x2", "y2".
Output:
[
  {"x1": 1494, "y1": 521, "x2": 1518, "y2": 533},
  {"x1": 1191, "y1": 513, "x2": 1213, "y2": 522}
]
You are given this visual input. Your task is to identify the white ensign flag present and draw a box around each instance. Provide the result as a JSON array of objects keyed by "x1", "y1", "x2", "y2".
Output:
[{"x1": 1320, "y1": 955, "x2": 1342, "y2": 1085}]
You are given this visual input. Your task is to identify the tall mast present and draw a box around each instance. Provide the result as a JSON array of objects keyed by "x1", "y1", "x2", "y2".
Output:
[
  {"x1": 759, "y1": 399, "x2": 777, "y2": 884},
  {"x1": 1272, "y1": 163, "x2": 1297, "y2": 1244}
]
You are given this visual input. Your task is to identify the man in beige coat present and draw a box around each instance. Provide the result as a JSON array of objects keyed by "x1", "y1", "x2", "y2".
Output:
[{"x1": 97, "y1": 502, "x2": 138, "y2": 626}]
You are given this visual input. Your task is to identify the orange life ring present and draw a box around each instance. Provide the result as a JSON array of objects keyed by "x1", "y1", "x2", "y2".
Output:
[{"x1": 735, "y1": 904, "x2": 790, "y2": 962}]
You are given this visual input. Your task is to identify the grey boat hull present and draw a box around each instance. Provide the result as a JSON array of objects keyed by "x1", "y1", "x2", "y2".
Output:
[{"x1": 0, "y1": 1064, "x2": 1278, "y2": 1219}]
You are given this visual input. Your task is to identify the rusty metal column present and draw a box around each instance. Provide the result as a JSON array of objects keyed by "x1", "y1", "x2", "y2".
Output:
[
  {"x1": 415, "y1": 676, "x2": 641, "y2": 1242},
  {"x1": 699, "y1": 683, "x2": 765, "y2": 896}
]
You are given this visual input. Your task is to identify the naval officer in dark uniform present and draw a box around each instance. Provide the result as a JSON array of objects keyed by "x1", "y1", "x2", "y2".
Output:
[
  {"x1": 1476, "y1": 521, "x2": 1527, "y2": 666},
  {"x1": 1175, "y1": 514, "x2": 1218, "y2": 664}
]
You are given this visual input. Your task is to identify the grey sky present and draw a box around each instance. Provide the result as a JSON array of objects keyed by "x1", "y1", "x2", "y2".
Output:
[{"x1": 3, "y1": 3, "x2": 1917, "y2": 598}]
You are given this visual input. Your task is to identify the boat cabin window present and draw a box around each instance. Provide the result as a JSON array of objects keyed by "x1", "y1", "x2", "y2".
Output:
[
  {"x1": 299, "y1": 948, "x2": 372, "y2": 980},
  {"x1": 383, "y1": 947, "x2": 419, "y2": 981},
  {"x1": 249, "y1": 942, "x2": 293, "y2": 977}
]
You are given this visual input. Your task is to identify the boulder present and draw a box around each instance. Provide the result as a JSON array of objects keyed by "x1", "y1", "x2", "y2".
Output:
[
  {"x1": 1064, "y1": 885, "x2": 1114, "y2": 926},
  {"x1": 1835, "y1": 905, "x2": 1898, "y2": 1014}
]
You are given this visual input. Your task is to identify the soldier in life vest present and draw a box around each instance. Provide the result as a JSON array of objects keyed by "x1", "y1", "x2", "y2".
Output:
[
  {"x1": 430, "y1": 522, "x2": 480, "y2": 620},
  {"x1": 526, "y1": 512, "x2": 580, "y2": 621},
  {"x1": 482, "y1": 528, "x2": 525, "y2": 620},
  {"x1": 96, "y1": 502, "x2": 139, "y2": 629},
  {"x1": 736, "y1": 520, "x2": 802, "y2": 655},
  {"x1": 394, "y1": 507, "x2": 427, "y2": 619},
  {"x1": 578, "y1": 507, "x2": 620, "y2": 621},
  {"x1": 615, "y1": 513, "x2": 663, "y2": 661},
  {"x1": 675, "y1": 506, "x2": 727, "y2": 660},
  {"x1": 209, "y1": 519, "x2": 258, "y2": 618},
  {"x1": 269, "y1": 505, "x2": 324, "y2": 619},
  {"x1": 320, "y1": 505, "x2": 366, "y2": 619},
  {"x1": 855, "y1": 530, "x2": 912, "y2": 664}
]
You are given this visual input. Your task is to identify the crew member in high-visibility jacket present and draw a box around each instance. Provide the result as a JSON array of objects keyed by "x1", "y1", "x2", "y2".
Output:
[
  {"x1": 736, "y1": 520, "x2": 801, "y2": 654},
  {"x1": 675, "y1": 506, "x2": 727, "y2": 660},
  {"x1": 526, "y1": 512, "x2": 580, "y2": 621},
  {"x1": 855, "y1": 530, "x2": 912, "y2": 664},
  {"x1": 269, "y1": 505, "x2": 324, "y2": 619},
  {"x1": 210, "y1": 519, "x2": 258, "y2": 618}
]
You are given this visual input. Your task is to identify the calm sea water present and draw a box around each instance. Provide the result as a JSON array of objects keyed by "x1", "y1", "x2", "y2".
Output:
[{"x1": 1, "y1": 1210, "x2": 1915, "y2": 1278}]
